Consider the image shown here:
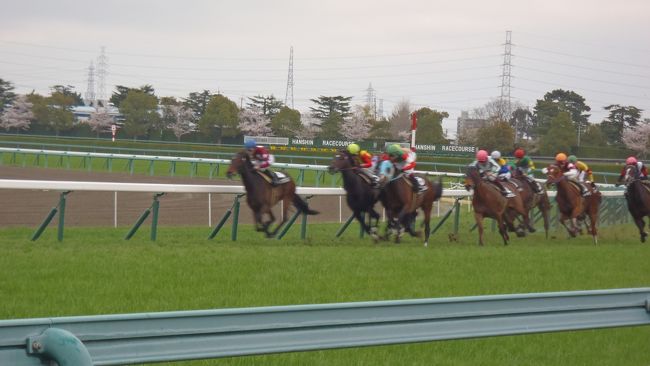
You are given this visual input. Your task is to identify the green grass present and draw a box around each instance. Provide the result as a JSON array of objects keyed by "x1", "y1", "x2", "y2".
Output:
[{"x1": 1, "y1": 223, "x2": 648, "y2": 365}]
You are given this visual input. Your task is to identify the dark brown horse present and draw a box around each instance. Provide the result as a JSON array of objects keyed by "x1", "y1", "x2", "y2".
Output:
[
  {"x1": 511, "y1": 170, "x2": 551, "y2": 238},
  {"x1": 545, "y1": 164, "x2": 601, "y2": 243},
  {"x1": 227, "y1": 150, "x2": 318, "y2": 237},
  {"x1": 618, "y1": 164, "x2": 650, "y2": 242},
  {"x1": 464, "y1": 166, "x2": 528, "y2": 245},
  {"x1": 328, "y1": 150, "x2": 382, "y2": 241},
  {"x1": 379, "y1": 166, "x2": 443, "y2": 247}
]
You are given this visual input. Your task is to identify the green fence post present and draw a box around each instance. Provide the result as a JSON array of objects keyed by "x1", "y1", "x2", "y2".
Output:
[
  {"x1": 149, "y1": 160, "x2": 155, "y2": 176},
  {"x1": 31, "y1": 207, "x2": 58, "y2": 241},
  {"x1": 208, "y1": 210, "x2": 232, "y2": 239},
  {"x1": 231, "y1": 194, "x2": 242, "y2": 241},
  {"x1": 276, "y1": 211, "x2": 301, "y2": 239},
  {"x1": 336, "y1": 214, "x2": 356, "y2": 237},
  {"x1": 57, "y1": 191, "x2": 71, "y2": 242},
  {"x1": 150, "y1": 193, "x2": 164, "y2": 241},
  {"x1": 430, "y1": 198, "x2": 461, "y2": 235},
  {"x1": 124, "y1": 209, "x2": 151, "y2": 240},
  {"x1": 453, "y1": 198, "x2": 461, "y2": 234},
  {"x1": 27, "y1": 328, "x2": 93, "y2": 366}
]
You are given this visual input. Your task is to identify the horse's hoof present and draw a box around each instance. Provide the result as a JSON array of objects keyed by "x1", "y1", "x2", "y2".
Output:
[
  {"x1": 641, "y1": 233, "x2": 647, "y2": 243},
  {"x1": 528, "y1": 226, "x2": 536, "y2": 233},
  {"x1": 423, "y1": 242, "x2": 428, "y2": 247},
  {"x1": 515, "y1": 229, "x2": 526, "y2": 238}
]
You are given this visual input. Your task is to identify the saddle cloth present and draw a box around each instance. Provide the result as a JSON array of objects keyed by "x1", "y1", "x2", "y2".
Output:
[
  {"x1": 257, "y1": 170, "x2": 291, "y2": 185},
  {"x1": 402, "y1": 175, "x2": 428, "y2": 193}
]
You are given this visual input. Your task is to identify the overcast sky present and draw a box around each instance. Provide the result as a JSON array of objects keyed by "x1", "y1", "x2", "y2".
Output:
[{"x1": 1, "y1": 0, "x2": 649, "y2": 136}]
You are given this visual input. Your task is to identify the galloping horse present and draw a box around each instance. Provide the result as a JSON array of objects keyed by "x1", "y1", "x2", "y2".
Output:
[
  {"x1": 545, "y1": 164, "x2": 601, "y2": 243},
  {"x1": 379, "y1": 167, "x2": 443, "y2": 247},
  {"x1": 464, "y1": 166, "x2": 528, "y2": 245},
  {"x1": 328, "y1": 150, "x2": 382, "y2": 241},
  {"x1": 511, "y1": 170, "x2": 551, "y2": 238},
  {"x1": 227, "y1": 150, "x2": 318, "y2": 237},
  {"x1": 618, "y1": 164, "x2": 650, "y2": 242}
]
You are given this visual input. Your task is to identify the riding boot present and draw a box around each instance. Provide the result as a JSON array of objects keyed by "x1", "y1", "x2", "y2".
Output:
[
  {"x1": 494, "y1": 180, "x2": 515, "y2": 198},
  {"x1": 409, "y1": 175, "x2": 419, "y2": 192},
  {"x1": 579, "y1": 182, "x2": 591, "y2": 196},
  {"x1": 264, "y1": 170, "x2": 278, "y2": 186}
]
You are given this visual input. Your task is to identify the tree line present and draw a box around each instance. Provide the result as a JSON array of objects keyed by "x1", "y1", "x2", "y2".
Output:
[{"x1": 0, "y1": 77, "x2": 647, "y2": 157}]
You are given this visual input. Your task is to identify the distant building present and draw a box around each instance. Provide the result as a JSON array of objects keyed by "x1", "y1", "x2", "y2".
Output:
[
  {"x1": 456, "y1": 111, "x2": 486, "y2": 143},
  {"x1": 72, "y1": 105, "x2": 123, "y2": 124}
]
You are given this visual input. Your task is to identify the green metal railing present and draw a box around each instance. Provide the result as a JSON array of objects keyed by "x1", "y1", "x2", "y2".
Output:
[{"x1": 1, "y1": 288, "x2": 648, "y2": 365}]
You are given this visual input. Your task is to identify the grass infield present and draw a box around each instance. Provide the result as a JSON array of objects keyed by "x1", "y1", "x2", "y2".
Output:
[{"x1": 0, "y1": 223, "x2": 648, "y2": 365}]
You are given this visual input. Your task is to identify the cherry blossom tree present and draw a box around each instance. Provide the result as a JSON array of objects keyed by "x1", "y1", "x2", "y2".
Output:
[
  {"x1": 0, "y1": 95, "x2": 33, "y2": 132},
  {"x1": 340, "y1": 105, "x2": 372, "y2": 141},
  {"x1": 237, "y1": 107, "x2": 271, "y2": 136},
  {"x1": 622, "y1": 119, "x2": 650, "y2": 158},
  {"x1": 164, "y1": 105, "x2": 195, "y2": 141},
  {"x1": 294, "y1": 115, "x2": 321, "y2": 139},
  {"x1": 86, "y1": 108, "x2": 114, "y2": 137}
]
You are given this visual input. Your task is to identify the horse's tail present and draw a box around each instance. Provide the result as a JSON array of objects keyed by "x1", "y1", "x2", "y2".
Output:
[
  {"x1": 434, "y1": 178, "x2": 443, "y2": 201},
  {"x1": 293, "y1": 194, "x2": 319, "y2": 215}
]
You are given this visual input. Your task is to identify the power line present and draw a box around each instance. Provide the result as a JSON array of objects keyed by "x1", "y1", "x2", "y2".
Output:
[
  {"x1": 515, "y1": 55, "x2": 650, "y2": 79},
  {"x1": 517, "y1": 45, "x2": 649, "y2": 69},
  {"x1": 515, "y1": 65, "x2": 649, "y2": 89}
]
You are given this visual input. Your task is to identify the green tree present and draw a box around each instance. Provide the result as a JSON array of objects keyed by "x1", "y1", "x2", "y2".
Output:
[
  {"x1": 51, "y1": 85, "x2": 83, "y2": 106},
  {"x1": 475, "y1": 120, "x2": 514, "y2": 152},
  {"x1": 271, "y1": 106, "x2": 301, "y2": 137},
  {"x1": 183, "y1": 90, "x2": 213, "y2": 120},
  {"x1": 309, "y1": 96, "x2": 352, "y2": 121},
  {"x1": 581, "y1": 124, "x2": 608, "y2": 147},
  {"x1": 247, "y1": 95, "x2": 283, "y2": 119},
  {"x1": 510, "y1": 107, "x2": 534, "y2": 141},
  {"x1": 120, "y1": 90, "x2": 160, "y2": 139},
  {"x1": 110, "y1": 85, "x2": 156, "y2": 107},
  {"x1": 0, "y1": 78, "x2": 17, "y2": 113},
  {"x1": 199, "y1": 94, "x2": 239, "y2": 143},
  {"x1": 388, "y1": 101, "x2": 411, "y2": 140},
  {"x1": 37, "y1": 91, "x2": 76, "y2": 136},
  {"x1": 415, "y1": 107, "x2": 448, "y2": 144},
  {"x1": 317, "y1": 112, "x2": 344, "y2": 139},
  {"x1": 600, "y1": 104, "x2": 642, "y2": 145},
  {"x1": 534, "y1": 89, "x2": 590, "y2": 138},
  {"x1": 368, "y1": 118, "x2": 392, "y2": 140},
  {"x1": 539, "y1": 111, "x2": 577, "y2": 155}
]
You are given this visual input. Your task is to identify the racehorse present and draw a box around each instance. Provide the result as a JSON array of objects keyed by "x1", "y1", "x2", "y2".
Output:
[
  {"x1": 545, "y1": 164, "x2": 601, "y2": 243},
  {"x1": 464, "y1": 165, "x2": 529, "y2": 245},
  {"x1": 618, "y1": 164, "x2": 650, "y2": 242},
  {"x1": 227, "y1": 150, "x2": 318, "y2": 237},
  {"x1": 379, "y1": 164, "x2": 443, "y2": 247},
  {"x1": 328, "y1": 150, "x2": 382, "y2": 241},
  {"x1": 511, "y1": 169, "x2": 551, "y2": 238}
]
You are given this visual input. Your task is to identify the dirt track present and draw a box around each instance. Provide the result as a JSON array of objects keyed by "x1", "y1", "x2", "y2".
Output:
[{"x1": 0, "y1": 166, "x2": 352, "y2": 228}]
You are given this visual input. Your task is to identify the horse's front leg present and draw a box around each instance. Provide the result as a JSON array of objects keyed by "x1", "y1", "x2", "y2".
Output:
[
  {"x1": 253, "y1": 211, "x2": 265, "y2": 232},
  {"x1": 634, "y1": 216, "x2": 648, "y2": 243}
]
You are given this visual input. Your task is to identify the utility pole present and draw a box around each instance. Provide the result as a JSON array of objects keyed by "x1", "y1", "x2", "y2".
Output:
[{"x1": 284, "y1": 46, "x2": 294, "y2": 108}]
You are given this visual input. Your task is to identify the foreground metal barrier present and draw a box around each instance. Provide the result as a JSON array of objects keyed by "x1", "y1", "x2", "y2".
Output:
[{"x1": 1, "y1": 288, "x2": 648, "y2": 365}]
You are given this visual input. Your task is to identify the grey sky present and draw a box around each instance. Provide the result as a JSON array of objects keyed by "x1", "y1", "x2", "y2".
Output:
[{"x1": 1, "y1": 0, "x2": 649, "y2": 135}]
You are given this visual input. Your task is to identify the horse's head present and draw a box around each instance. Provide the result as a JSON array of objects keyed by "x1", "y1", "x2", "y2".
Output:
[
  {"x1": 543, "y1": 164, "x2": 563, "y2": 186},
  {"x1": 226, "y1": 150, "x2": 251, "y2": 179},
  {"x1": 328, "y1": 150, "x2": 355, "y2": 174},
  {"x1": 620, "y1": 164, "x2": 639, "y2": 185},
  {"x1": 464, "y1": 165, "x2": 481, "y2": 190}
]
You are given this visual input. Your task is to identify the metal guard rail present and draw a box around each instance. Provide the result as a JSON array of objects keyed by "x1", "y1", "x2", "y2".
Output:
[{"x1": 0, "y1": 288, "x2": 648, "y2": 365}]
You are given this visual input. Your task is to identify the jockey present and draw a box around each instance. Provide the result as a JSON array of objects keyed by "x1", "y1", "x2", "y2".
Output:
[
  {"x1": 556, "y1": 152, "x2": 590, "y2": 196},
  {"x1": 619, "y1": 156, "x2": 648, "y2": 181},
  {"x1": 491, "y1": 150, "x2": 512, "y2": 180},
  {"x1": 387, "y1": 144, "x2": 420, "y2": 191},
  {"x1": 347, "y1": 143, "x2": 379, "y2": 187},
  {"x1": 470, "y1": 149, "x2": 515, "y2": 197},
  {"x1": 568, "y1": 155, "x2": 593, "y2": 182},
  {"x1": 245, "y1": 139, "x2": 278, "y2": 185},
  {"x1": 513, "y1": 148, "x2": 543, "y2": 193}
]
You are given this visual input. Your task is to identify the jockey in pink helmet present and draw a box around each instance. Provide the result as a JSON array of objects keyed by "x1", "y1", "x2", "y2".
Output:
[{"x1": 470, "y1": 149, "x2": 514, "y2": 197}]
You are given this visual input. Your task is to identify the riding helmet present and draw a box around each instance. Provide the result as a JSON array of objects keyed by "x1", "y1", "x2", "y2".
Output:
[
  {"x1": 626, "y1": 156, "x2": 638, "y2": 165},
  {"x1": 476, "y1": 150, "x2": 488, "y2": 162},
  {"x1": 568, "y1": 155, "x2": 577, "y2": 163},
  {"x1": 245, "y1": 140, "x2": 257, "y2": 150},
  {"x1": 347, "y1": 143, "x2": 360, "y2": 154},
  {"x1": 490, "y1": 150, "x2": 501, "y2": 160},
  {"x1": 555, "y1": 153, "x2": 567, "y2": 162},
  {"x1": 514, "y1": 148, "x2": 525, "y2": 158}
]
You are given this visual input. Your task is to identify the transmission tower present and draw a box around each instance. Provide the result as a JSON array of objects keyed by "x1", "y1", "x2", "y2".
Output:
[
  {"x1": 378, "y1": 99, "x2": 384, "y2": 120},
  {"x1": 284, "y1": 46, "x2": 294, "y2": 108},
  {"x1": 500, "y1": 30, "x2": 512, "y2": 116},
  {"x1": 366, "y1": 83, "x2": 376, "y2": 118},
  {"x1": 96, "y1": 46, "x2": 108, "y2": 106},
  {"x1": 84, "y1": 60, "x2": 96, "y2": 106}
]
